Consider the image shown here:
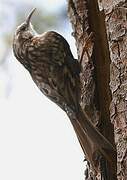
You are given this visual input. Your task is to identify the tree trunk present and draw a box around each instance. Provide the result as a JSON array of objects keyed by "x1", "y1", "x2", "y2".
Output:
[{"x1": 68, "y1": 0, "x2": 127, "y2": 179}]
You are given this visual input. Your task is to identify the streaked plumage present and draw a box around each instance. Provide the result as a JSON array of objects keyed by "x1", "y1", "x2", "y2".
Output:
[{"x1": 13, "y1": 8, "x2": 116, "y2": 170}]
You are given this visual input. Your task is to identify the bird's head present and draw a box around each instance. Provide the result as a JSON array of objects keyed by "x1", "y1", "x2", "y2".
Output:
[
  {"x1": 15, "y1": 8, "x2": 36, "y2": 41},
  {"x1": 13, "y1": 8, "x2": 37, "y2": 71}
]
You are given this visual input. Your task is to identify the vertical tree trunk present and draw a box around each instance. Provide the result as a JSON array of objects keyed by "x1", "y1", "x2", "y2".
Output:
[
  {"x1": 68, "y1": 0, "x2": 126, "y2": 179},
  {"x1": 101, "y1": 1, "x2": 127, "y2": 180}
]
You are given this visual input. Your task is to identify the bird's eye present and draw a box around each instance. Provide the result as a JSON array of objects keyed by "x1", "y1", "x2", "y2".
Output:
[{"x1": 20, "y1": 25, "x2": 26, "y2": 31}]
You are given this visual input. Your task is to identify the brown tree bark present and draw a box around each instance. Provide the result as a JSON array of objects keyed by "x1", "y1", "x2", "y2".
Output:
[
  {"x1": 68, "y1": 0, "x2": 127, "y2": 179},
  {"x1": 101, "y1": 1, "x2": 127, "y2": 180}
]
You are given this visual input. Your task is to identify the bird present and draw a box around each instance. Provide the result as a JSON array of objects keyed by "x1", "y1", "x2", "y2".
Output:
[{"x1": 13, "y1": 8, "x2": 116, "y2": 170}]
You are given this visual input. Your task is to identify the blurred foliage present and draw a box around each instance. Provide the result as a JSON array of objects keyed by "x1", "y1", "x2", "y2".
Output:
[{"x1": 16, "y1": 7, "x2": 60, "y2": 32}]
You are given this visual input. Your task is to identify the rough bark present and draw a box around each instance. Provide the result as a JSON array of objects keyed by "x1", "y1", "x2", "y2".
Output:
[
  {"x1": 67, "y1": 0, "x2": 127, "y2": 179},
  {"x1": 98, "y1": 1, "x2": 127, "y2": 179}
]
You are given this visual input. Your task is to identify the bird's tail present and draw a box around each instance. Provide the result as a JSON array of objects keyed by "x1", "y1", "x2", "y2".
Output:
[{"x1": 66, "y1": 106, "x2": 116, "y2": 167}]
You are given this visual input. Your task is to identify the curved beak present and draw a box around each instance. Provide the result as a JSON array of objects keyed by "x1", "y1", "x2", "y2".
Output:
[{"x1": 25, "y1": 8, "x2": 36, "y2": 26}]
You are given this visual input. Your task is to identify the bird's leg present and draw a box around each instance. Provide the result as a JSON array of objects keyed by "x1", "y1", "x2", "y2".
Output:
[{"x1": 80, "y1": 32, "x2": 94, "y2": 65}]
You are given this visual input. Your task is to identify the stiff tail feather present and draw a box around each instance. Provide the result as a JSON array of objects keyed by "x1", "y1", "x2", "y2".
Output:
[
  {"x1": 76, "y1": 107, "x2": 116, "y2": 152},
  {"x1": 66, "y1": 105, "x2": 116, "y2": 166}
]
